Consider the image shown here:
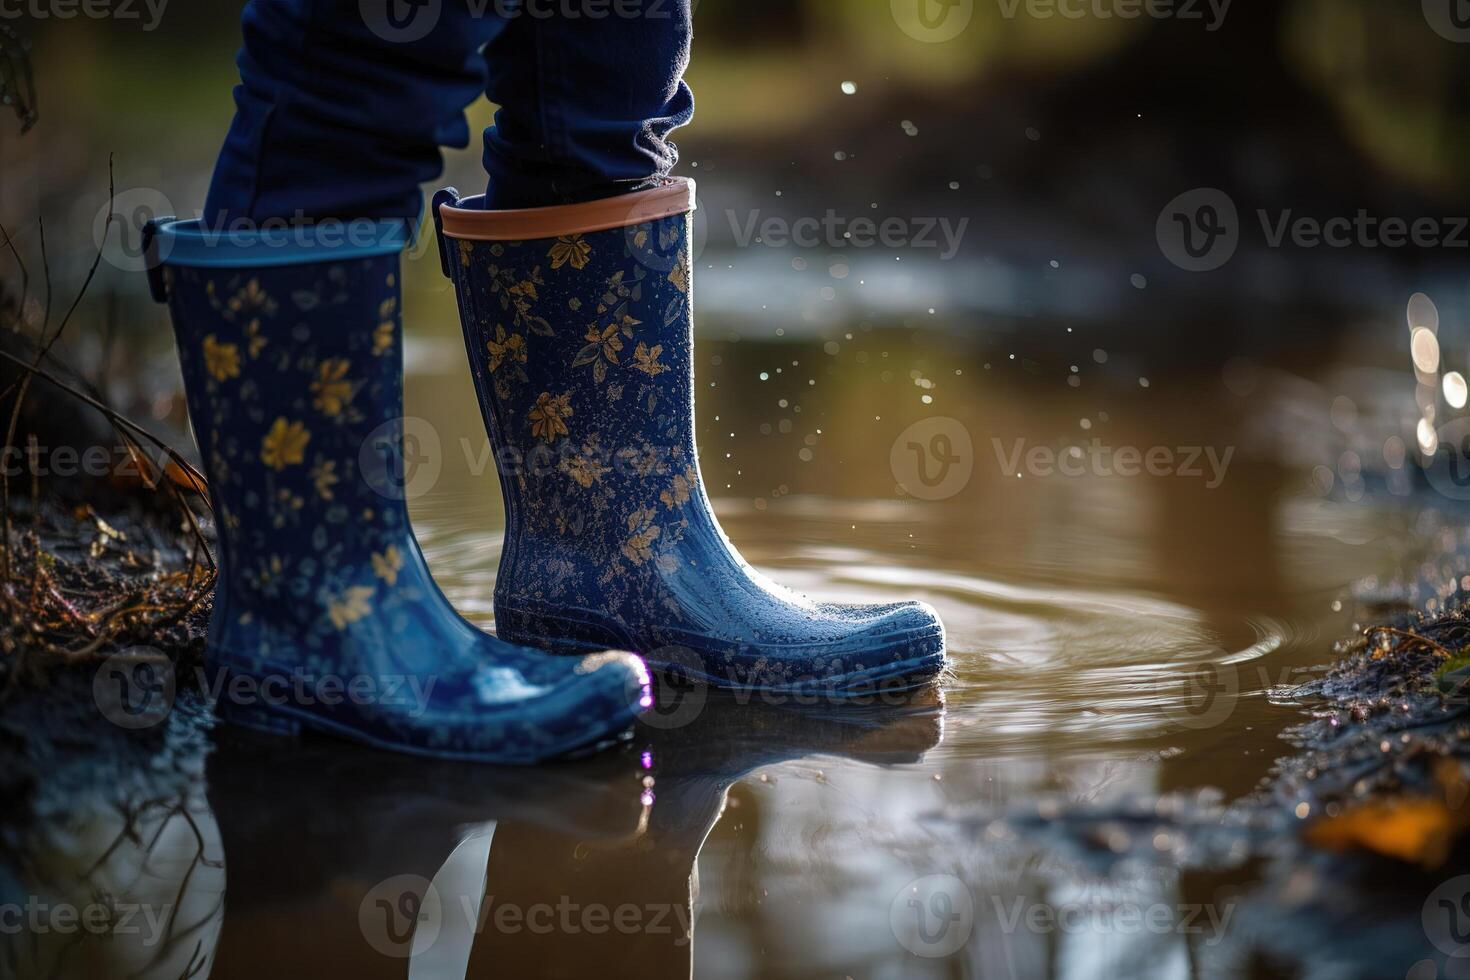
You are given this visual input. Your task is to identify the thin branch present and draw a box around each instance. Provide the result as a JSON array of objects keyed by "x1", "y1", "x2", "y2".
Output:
[
  {"x1": 0, "y1": 219, "x2": 31, "y2": 328},
  {"x1": 2, "y1": 161, "x2": 110, "y2": 577},
  {"x1": 1362, "y1": 625, "x2": 1457, "y2": 660}
]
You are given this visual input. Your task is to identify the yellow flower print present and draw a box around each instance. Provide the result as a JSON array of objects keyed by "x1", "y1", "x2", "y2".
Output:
[
  {"x1": 621, "y1": 507, "x2": 661, "y2": 566},
  {"x1": 202, "y1": 335, "x2": 241, "y2": 382},
  {"x1": 562, "y1": 447, "x2": 610, "y2": 488},
  {"x1": 228, "y1": 278, "x2": 278, "y2": 318},
  {"x1": 633, "y1": 227, "x2": 649, "y2": 249},
  {"x1": 327, "y1": 585, "x2": 375, "y2": 630},
  {"x1": 246, "y1": 555, "x2": 284, "y2": 593},
  {"x1": 272, "y1": 488, "x2": 305, "y2": 529},
  {"x1": 374, "y1": 297, "x2": 397, "y2": 356},
  {"x1": 487, "y1": 264, "x2": 551, "y2": 336},
  {"x1": 548, "y1": 234, "x2": 592, "y2": 270},
  {"x1": 668, "y1": 254, "x2": 689, "y2": 294},
  {"x1": 618, "y1": 443, "x2": 663, "y2": 478},
  {"x1": 631, "y1": 342, "x2": 668, "y2": 377},
  {"x1": 486, "y1": 325, "x2": 527, "y2": 372},
  {"x1": 574, "y1": 320, "x2": 634, "y2": 384},
  {"x1": 529, "y1": 392, "x2": 573, "y2": 444},
  {"x1": 458, "y1": 240, "x2": 474, "y2": 268},
  {"x1": 261, "y1": 418, "x2": 310, "y2": 470},
  {"x1": 310, "y1": 458, "x2": 339, "y2": 500},
  {"x1": 660, "y1": 466, "x2": 697, "y2": 509},
  {"x1": 586, "y1": 324, "x2": 624, "y2": 362},
  {"x1": 371, "y1": 545, "x2": 403, "y2": 586},
  {"x1": 310, "y1": 359, "x2": 355, "y2": 417},
  {"x1": 244, "y1": 319, "x2": 268, "y2": 358}
]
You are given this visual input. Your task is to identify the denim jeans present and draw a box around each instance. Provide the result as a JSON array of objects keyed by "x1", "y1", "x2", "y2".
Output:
[{"x1": 204, "y1": 0, "x2": 694, "y2": 222}]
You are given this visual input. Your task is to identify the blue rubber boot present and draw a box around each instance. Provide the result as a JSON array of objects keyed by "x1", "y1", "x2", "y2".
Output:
[
  {"x1": 144, "y1": 218, "x2": 651, "y2": 763},
  {"x1": 434, "y1": 180, "x2": 947, "y2": 695}
]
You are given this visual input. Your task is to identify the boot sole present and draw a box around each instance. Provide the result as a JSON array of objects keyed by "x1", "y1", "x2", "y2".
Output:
[
  {"x1": 495, "y1": 606, "x2": 947, "y2": 698},
  {"x1": 211, "y1": 666, "x2": 636, "y2": 765}
]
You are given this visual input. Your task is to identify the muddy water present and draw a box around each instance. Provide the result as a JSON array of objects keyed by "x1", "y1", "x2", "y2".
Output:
[{"x1": 3, "y1": 324, "x2": 1412, "y2": 979}]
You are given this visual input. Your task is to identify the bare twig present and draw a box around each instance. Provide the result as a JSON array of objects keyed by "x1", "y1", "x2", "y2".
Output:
[
  {"x1": 1362, "y1": 625, "x2": 1457, "y2": 660},
  {"x1": 2, "y1": 161, "x2": 108, "y2": 579}
]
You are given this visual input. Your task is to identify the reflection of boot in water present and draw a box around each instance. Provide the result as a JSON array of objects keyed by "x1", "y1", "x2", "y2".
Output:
[
  {"x1": 647, "y1": 684, "x2": 947, "y2": 781},
  {"x1": 203, "y1": 730, "x2": 648, "y2": 980},
  {"x1": 462, "y1": 688, "x2": 944, "y2": 979}
]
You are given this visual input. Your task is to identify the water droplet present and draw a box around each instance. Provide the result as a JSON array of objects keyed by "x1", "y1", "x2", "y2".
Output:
[
  {"x1": 1418, "y1": 417, "x2": 1439, "y2": 455},
  {"x1": 1411, "y1": 326, "x2": 1440, "y2": 374},
  {"x1": 1408, "y1": 292, "x2": 1439, "y2": 332},
  {"x1": 1446, "y1": 372, "x2": 1468, "y2": 409}
]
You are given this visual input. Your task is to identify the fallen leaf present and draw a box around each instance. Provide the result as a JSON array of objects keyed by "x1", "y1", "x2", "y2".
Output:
[{"x1": 1305, "y1": 797, "x2": 1459, "y2": 868}]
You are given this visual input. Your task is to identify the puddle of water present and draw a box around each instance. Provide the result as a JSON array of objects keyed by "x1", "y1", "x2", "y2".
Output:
[{"x1": 1, "y1": 330, "x2": 1418, "y2": 979}]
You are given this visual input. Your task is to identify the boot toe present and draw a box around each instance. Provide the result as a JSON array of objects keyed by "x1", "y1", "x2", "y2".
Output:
[
  {"x1": 571, "y1": 650, "x2": 655, "y2": 717},
  {"x1": 825, "y1": 598, "x2": 947, "y2": 689},
  {"x1": 408, "y1": 650, "x2": 649, "y2": 764}
]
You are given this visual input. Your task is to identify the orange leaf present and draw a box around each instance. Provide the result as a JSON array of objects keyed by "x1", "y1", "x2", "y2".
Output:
[{"x1": 1305, "y1": 798, "x2": 1458, "y2": 869}]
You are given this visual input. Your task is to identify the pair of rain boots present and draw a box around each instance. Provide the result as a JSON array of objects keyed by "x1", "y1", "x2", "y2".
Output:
[{"x1": 146, "y1": 179, "x2": 945, "y2": 763}]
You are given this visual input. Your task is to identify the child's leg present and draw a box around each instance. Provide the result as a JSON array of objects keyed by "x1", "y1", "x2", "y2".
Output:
[
  {"x1": 205, "y1": 0, "x2": 695, "y2": 222},
  {"x1": 480, "y1": 0, "x2": 695, "y2": 209},
  {"x1": 205, "y1": 0, "x2": 513, "y2": 223}
]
